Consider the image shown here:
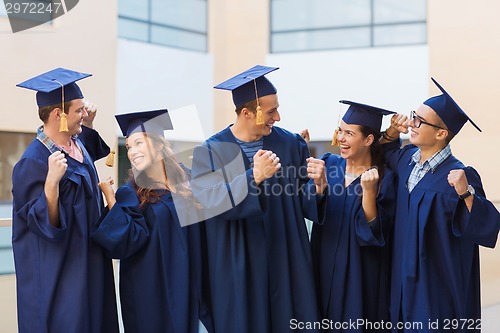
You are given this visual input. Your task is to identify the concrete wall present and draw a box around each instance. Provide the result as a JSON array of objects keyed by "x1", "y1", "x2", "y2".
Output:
[{"x1": 428, "y1": 0, "x2": 500, "y2": 202}]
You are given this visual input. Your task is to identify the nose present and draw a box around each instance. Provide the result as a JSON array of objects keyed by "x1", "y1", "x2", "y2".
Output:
[
  {"x1": 273, "y1": 110, "x2": 281, "y2": 122},
  {"x1": 82, "y1": 108, "x2": 89, "y2": 118},
  {"x1": 337, "y1": 131, "x2": 345, "y2": 142}
]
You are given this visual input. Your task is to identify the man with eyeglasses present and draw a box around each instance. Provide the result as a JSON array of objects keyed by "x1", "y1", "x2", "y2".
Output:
[{"x1": 380, "y1": 78, "x2": 499, "y2": 332}]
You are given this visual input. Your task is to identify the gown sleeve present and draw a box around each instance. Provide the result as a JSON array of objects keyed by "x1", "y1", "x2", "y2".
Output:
[
  {"x1": 78, "y1": 126, "x2": 110, "y2": 161},
  {"x1": 190, "y1": 141, "x2": 265, "y2": 221},
  {"x1": 12, "y1": 157, "x2": 68, "y2": 241},
  {"x1": 381, "y1": 138, "x2": 407, "y2": 174},
  {"x1": 450, "y1": 166, "x2": 500, "y2": 248},
  {"x1": 91, "y1": 184, "x2": 150, "y2": 258},
  {"x1": 302, "y1": 149, "x2": 329, "y2": 225},
  {"x1": 355, "y1": 170, "x2": 397, "y2": 247}
]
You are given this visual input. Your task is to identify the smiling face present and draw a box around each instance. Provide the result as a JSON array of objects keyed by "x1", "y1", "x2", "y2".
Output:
[
  {"x1": 126, "y1": 132, "x2": 161, "y2": 172},
  {"x1": 336, "y1": 120, "x2": 374, "y2": 161},
  {"x1": 64, "y1": 99, "x2": 88, "y2": 135},
  {"x1": 409, "y1": 104, "x2": 449, "y2": 150},
  {"x1": 246, "y1": 94, "x2": 281, "y2": 137}
]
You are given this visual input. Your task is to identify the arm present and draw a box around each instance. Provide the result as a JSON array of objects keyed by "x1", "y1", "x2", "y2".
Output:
[
  {"x1": 360, "y1": 168, "x2": 379, "y2": 222},
  {"x1": 12, "y1": 155, "x2": 69, "y2": 241},
  {"x1": 355, "y1": 170, "x2": 397, "y2": 247},
  {"x1": 45, "y1": 151, "x2": 68, "y2": 227},
  {"x1": 78, "y1": 126, "x2": 111, "y2": 161},
  {"x1": 300, "y1": 138, "x2": 328, "y2": 223},
  {"x1": 98, "y1": 177, "x2": 116, "y2": 209},
  {"x1": 380, "y1": 114, "x2": 411, "y2": 172},
  {"x1": 91, "y1": 184, "x2": 150, "y2": 258},
  {"x1": 190, "y1": 142, "x2": 271, "y2": 221},
  {"x1": 79, "y1": 102, "x2": 110, "y2": 161},
  {"x1": 449, "y1": 167, "x2": 500, "y2": 248}
]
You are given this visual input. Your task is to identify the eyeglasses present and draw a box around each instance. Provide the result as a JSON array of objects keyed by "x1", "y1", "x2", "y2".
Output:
[{"x1": 410, "y1": 111, "x2": 447, "y2": 130}]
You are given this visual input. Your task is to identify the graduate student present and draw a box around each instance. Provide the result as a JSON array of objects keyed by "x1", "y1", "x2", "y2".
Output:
[
  {"x1": 190, "y1": 65, "x2": 325, "y2": 333},
  {"x1": 12, "y1": 68, "x2": 118, "y2": 333},
  {"x1": 380, "y1": 78, "x2": 500, "y2": 332},
  {"x1": 91, "y1": 109, "x2": 209, "y2": 333},
  {"x1": 311, "y1": 101, "x2": 397, "y2": 332}
]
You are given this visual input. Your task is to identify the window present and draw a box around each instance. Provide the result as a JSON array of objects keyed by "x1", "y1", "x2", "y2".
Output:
[
  {"x1": 271, "y1": 0, "x2": 426, "y2": 53},
  {"x1": 0, "y1": 132, "x2": 35, "y2": 203},
  {"x1": 118, "y1": 0, "x2": 208, "y2": 52}
]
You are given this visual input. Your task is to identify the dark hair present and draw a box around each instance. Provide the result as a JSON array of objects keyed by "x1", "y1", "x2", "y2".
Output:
[
  {"x1": 358, "y1": 125, "x2": 385, "y2": 181},
  {"x1": 128, "y1": 132, "x2": 193, "y2": 208},
  {"x1": 434, "y1": 116, "x2": 455, "y2": 144},
  {"x1": 38, "y1": 101, "x2": 72, "y2": 123},
  {"x1": 235, "y1": 99, "x2": 257, "y2": 116}
]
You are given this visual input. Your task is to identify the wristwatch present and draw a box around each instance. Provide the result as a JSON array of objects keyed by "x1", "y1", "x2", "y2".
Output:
[{"x1": 458, "y1": 185, "x2": 475, "y2": 200}]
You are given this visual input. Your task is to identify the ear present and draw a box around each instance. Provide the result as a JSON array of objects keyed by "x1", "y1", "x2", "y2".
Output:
[
  {"x1": 51, "y1": 107, "x2": 62, "y2": 120},
  {"x1": 365, "y1": 133, "x2": 374, "y2": 146},
  {"x1": 241, "y1": 107, "x2": 253, "y2": 119},
  {"x1": 435, "y1": 129, "x2": 448, "y2": 142}
]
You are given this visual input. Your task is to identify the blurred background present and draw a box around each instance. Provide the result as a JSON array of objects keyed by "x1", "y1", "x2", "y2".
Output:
[{"x1": 1, "y1": 0, "x2": 499, "y2": 331}]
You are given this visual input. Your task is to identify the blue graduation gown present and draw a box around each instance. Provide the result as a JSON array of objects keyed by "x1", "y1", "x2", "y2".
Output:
[
  {"x1": 383, "y1": 140, "x2": 500, "y2": 333},
  {"x1": 311, "y1": 153, "x2": 396, "y2": 333},
  {"x1": 12, "y1": 129, "x2": 118, "y2": 333},
  {"x1": 91, "y1": 182, "x2": 204, "y2": 333},
  {"x1": 191, "y1": 126, "x2": 324, "y2": 333}
]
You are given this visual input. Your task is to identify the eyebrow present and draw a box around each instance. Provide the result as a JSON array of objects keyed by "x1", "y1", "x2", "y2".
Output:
[
  {"x1": 415, "y1": 112, "x2": 429, "y2": 122},
  {"x1": 339, "y1": 126, "x2": 355, "y2": 134}
]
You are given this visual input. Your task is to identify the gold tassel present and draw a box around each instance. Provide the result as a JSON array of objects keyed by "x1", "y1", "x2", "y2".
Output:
[
  {"x1": 59, "y1": 112, "x2": 69, "y2": 132},
  {"x1": 331, "y1": 128, "x2": 339, "y2": 146},
  {"x1": 256, "y1": 105, "x2": 264, "y2": 125},
  {"x1": 105, "y1": 150, "x2": 115, "y2": 167},
  {"x1": 253, "y1": 79, "x2": 265, "y2": 125},
  {"x1": 57, "y1": 81, "x2": 68, "y2": 132},
  {"x1": 105, "y1": 140, "x2": 117, "y2": 167}
]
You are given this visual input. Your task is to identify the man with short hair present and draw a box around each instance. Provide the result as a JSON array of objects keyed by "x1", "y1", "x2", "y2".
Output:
[
  {"x1": 381, "y1": 78, "x2": 500, "y2": 332},
  {"x1": 13, "y1": 68, "x2": 119, "y2": 333},
  {"x1": 191, "y1": 65, "x2": 325, "y2": 333}
]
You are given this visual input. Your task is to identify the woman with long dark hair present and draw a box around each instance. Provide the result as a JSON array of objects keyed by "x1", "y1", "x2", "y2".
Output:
[
  {"x1": 91, "y1": 109, "x2": 209, "y2": 333},
  {"x1": 311, "y1": 100, "x2": 397, "y2": 332}
]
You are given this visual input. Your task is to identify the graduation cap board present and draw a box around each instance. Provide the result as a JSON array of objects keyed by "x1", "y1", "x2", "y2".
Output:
[
  {"x1": 423, "y1": 77, "x2": 481, "y2": 134},
  {"x1": 17, "y1": 67, "x2": 92, "y2": 108},
  {"x1": 214, "y1": 65, "x2": 279, "y2": 125},
  {"x1": 115, "y1": 109, "x2": 173, "y2": 137},
  {"x1": 331, "y1": 100, "x2": 396, "y2": 146},
  {"x1": 340, "y1": 100, "x2": 396, "y2": 130}
]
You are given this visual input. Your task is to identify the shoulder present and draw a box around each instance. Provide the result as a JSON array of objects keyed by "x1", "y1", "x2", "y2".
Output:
[
  {"x1": 115, "y1": 181, "x2": 142, "y2": 204},
  {"x1": 269, "y1": 127, "x2": 308, "y2": 151},
  {"x1": 14, "y1": 140, "x2": 49, "y2": 173},
  {"x1": 207, "y1": 126, "x2": 232, "y2": 143},
  {"x1": 19, "y1": 139, "x2": 48, "y2": 160},
  {"x1": 321, "y1": 152, "x2": 343, "y2": 165},
  {"x1": 270, "y1": 126, "x2": 299, "y2": 140},
  {"x1": 400, "y1": 143, "x2": 419, "y2": 157}
]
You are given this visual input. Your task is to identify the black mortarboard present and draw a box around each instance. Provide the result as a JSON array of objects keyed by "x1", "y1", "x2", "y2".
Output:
[
  {"x1": 16, "y1": 68, "x2": 91, "y2": 107},
  {"x1": 423, "y1": 77, "x2": 481, "y2": 134},
  {"x1": 214, "y1": 65, "x2": 279, "y2": 107},
  {"x1": 115, "y1": 109, "x2": 173, "y2": 137},
  {"x1": 340, "y1": 100, "x2": 396, "y2": 130}
]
